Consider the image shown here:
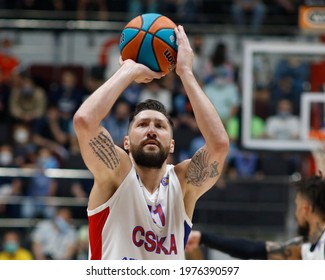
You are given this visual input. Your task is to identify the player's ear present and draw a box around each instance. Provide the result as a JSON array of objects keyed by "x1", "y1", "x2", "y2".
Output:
[
  {"x1": 169, "y1": 139, "x2": 175, "y2": 153},
  {"x1": 303, "y1": 200, "x2": 312, "y2": 216},
  {"x1": 124, "y1": 136, "x2": 130, "y2": 150}
]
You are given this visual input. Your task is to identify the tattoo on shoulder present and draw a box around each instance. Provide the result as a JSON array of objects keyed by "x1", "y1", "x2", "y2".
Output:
[
  {"x1": 88, "y1": 131, "x2": 120, "y2": 170},
  {"x1": 185, "y1": 148, "x2": 219, "y2": 186}
]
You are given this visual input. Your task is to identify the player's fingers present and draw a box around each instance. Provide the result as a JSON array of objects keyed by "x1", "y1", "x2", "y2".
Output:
[{"x1": 119, "y1": 56, "x2": 123, "y2": 65}]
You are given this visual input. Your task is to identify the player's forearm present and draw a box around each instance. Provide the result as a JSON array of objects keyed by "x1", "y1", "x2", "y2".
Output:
[
  {"x1": 201, "y1": 232, "x2": 267, "y2": 260},
  {"x1": 179, "y1": 72, "x2": 229, "y2": 151},
  {"x1": 74, "y1": 63, "x2": 135, "y2": 128}
]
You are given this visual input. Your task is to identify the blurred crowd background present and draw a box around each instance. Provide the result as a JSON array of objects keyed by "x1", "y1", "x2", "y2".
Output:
[{"x1": 0, "y1": 0, "x2": 325, "y2": 260}]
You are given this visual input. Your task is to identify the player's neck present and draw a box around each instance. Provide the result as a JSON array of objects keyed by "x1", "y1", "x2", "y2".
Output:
[
  {"x1": 309, "y1": 219, "x2": 325, "y2": 245},
  {"x1": 135, "y1": 164, "x2": 167, "y2": 194}
]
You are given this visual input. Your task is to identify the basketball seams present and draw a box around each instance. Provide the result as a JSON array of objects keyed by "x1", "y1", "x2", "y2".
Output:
[
  {"x1": 143, "y1": 14, "x2": 162, "y2": 33},
  {"x1": 120, "y1": 13, "x2": 177, "y2": 73},
  {"x1": 153, "y1": 31, "x2": 177, "y2": 52},
  {"x1": 136, "y1": 31, "x2": 147, "y2": 66},
  {"x1": 120, "y1": 28, "x2": 140, "y2": 53}
]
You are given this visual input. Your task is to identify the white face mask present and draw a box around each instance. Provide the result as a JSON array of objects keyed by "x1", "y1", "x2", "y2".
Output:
[
  {"x1": 14, "y1": 129, "x2": 29, "y2": 144},
  {"x1": 0, "y1": 152, "x2": 13, "y2": 166}
]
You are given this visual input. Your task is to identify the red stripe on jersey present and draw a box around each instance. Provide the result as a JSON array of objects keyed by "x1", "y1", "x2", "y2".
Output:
[{"x1": 88, "y1": 207, "x2": 110, "y2": 260}]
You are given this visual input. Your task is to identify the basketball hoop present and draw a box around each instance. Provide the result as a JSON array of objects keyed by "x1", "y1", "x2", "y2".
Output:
[{"x1": 308, "y1": 135, "x2": 325, "y2": 176}]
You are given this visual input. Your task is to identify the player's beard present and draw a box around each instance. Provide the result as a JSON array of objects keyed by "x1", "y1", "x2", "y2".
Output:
[
  {"x1": 297, "y1": 222, "x2": 310, "y2": 242},
  {"x1": 130, "y1": 140, "x2": 169, "y2": 169}
]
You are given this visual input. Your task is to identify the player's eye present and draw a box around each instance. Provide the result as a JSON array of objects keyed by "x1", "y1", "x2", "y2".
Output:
[{"x1": 138, "y1": 122, "x2": 147, "y2": 127}]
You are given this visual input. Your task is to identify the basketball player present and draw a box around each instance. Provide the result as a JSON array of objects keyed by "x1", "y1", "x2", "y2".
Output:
[
  {"x1": 185, "y1": 174, "x2": 325, "y2": 260},
  {"x1": 73, "y1": 25, "x2": 229, "y2": 260}
]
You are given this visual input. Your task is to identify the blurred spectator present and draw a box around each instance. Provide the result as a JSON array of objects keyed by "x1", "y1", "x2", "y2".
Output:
[
  {"x1": 204, "y1": 42, "x2": 236, "y2": 85},
  {"x1": 231, "y1": 0, "x2": 267, "y2": 34},
  {"x1": 0, "y1": 74, "x2": 11, "y2": 144},
  {"x1": 272, "y1": 0, "x2": 299, "y2": 28},
  {"x1": 270, "y1": 57, "x2": 310, "y2": 114},
  {"x1": 122, "y1": 82, "x2": 142, "y2": 110},
  {"x1": 0, "y1": 144, "x2": 18, "y2": 210},
  {"x1": 253, "y1": 84, "x2": 271, "y2": 121},
  {"x1": 9, "y1": 71, "x2": 47, "y2": 125},
  {"x1": 11, "y1": 122, "x2": 37, "y2": 167},
  {"x1": 178, "y1": 0, "x2": 203, "y2": 23},
  {"x1": 227, "y1": 149, "x2": 263, "y2": 178},
  {"x1": 265, "y1": 99, "x2": 300, "y2": 140},
  {"x1": 0, "y1": 231, "x2": 33, "y2": 260},
  {"x1": 0, "y1": 35, "x2": 20, "y2": 84},
  {"x1": 227, "y1": 111, "x2": 265, "y2": 141},
  {"x1": 102, "y1": 98, "x2": 131, "y2": 148},
  {"x1": 30, "y1": 207, "x2": 77, "y2": 259},
  {"x1": 49, "y1": 70, "x2": 85, "y2": 121},
  {"x1": 126, "y1": 0, "x2": 158, "y2": 20},
  {"x1": 203, "y1": 44, "x2": 240, "y2": 126},
  {"x1": 0, "y1": 144, "x2": 15, "y2": 168},
  {"x1": 0, "y1": 178, "x2": 24, "y2": 218},
  {"x1": 226, "y1": 108, "x2": 265, "y2": 169},
  {"x1": 171, "y1": 80, "x2": 198, "y2": 162},
  {"x1": 173, "y1": 113, "x2": 199, "y2": 162},
  {"x1": 138, "y1": 79, "x2": 173, "y2": 114},
  {"x1": 84, "y1": 65, "x2": 105, "y2": 97},
  {"x1": 32, "y1": 105, "x2": 70, "y2": 161},
  {"x1": 75, "y1": 224, "x2": 89, "y2": 260},
  {"x1": 21, "y1": 147, "x2": 59, "y2": 219},
  {"x1": 191, "y1": 35, "x2": 207, "y2": 82},
  {"x1": 76, "y1": 0, "x2": 109, "y2": 21}
]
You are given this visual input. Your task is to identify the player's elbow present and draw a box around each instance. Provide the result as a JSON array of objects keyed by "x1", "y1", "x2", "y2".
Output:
[
  {"x1": 73, "y1": 110, "x2": 92, "y2": 133},
  {"x1": 215, "y1": 133, "x2": 230, "y2": 154}
]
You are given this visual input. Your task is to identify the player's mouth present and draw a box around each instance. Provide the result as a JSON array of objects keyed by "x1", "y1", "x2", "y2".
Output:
[{"x1": 143, "y1": 139, "x2": 160, "y2": 147}]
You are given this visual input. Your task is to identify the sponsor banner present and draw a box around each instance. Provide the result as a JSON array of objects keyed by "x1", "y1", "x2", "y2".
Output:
[{"x1": 299, "y1": 6, "x2": 325, "y2": 30}]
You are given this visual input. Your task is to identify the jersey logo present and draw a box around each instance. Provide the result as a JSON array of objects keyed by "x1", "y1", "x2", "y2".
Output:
[
  {"x1": 132, "y1": 226, "x2": 177, "y2": 255},
  {"x1": 148, "y1": 204, "x2": 166, "y2": 226}
]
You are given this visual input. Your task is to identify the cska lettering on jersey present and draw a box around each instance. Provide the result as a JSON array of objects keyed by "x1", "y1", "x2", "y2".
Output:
[{"x1": 132, "y1": 226, "x2": 178, "y2": 255}]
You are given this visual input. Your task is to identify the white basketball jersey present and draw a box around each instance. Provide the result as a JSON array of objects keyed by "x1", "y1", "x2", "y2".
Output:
[
  {"x1": 301, "y1": 231, "x2": 325, "y2": 260},
  {"x1": 87, "y1": 164, "x2": 192, "y2": 260}
]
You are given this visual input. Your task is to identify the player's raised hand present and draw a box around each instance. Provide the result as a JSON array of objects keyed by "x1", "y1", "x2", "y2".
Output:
[
  {"x1": 174, "y1": 25, "x2": 194, "y2": 77},
  {"x1": 119, "y1": 56, "x2": 165, "y2": 83}
]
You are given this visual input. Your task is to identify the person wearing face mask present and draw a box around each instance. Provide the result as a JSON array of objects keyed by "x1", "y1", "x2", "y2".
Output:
[
  {"x1": 0, "y1": 144, "x2": 14, "y2": 167},
  {"x1": 203, "y1": 42, "x2": 240, "y2": 126},
  {"x1": 0, "y1": 231, "x2": 33, "y2": 260},
  {"x1": 9, "y1": 71, "x2": 47, "y2": 124},
  {"x1": 11, "y1": 123, "x2": 37, "y2": 168},
  {"x1": 30, "y1": 207, "x2": 77, "y2": 260},
  {"x1": 21, "y1": 147, "x2": 58, "y2": 219},
  {"x1": 265, "y1": 98, "x2": 300, "y2": 140}
]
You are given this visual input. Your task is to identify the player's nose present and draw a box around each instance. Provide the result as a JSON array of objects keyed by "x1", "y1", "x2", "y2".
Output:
[{"x1": 146, "y1": 123, "x2": 157, "y2": 137}]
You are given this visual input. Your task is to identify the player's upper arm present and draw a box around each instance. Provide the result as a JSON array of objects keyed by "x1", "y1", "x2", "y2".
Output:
[
  {"x1": 73, "y1": 114, "x2": 131, "y2": 188},
  {"x1": 175, "y1": 143, "x2": 228, "y2": 199}
]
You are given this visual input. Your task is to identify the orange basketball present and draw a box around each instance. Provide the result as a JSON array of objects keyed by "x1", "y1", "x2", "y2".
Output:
[{"x1": 119, "y1": 13, "x2": 178, "y2": 74}]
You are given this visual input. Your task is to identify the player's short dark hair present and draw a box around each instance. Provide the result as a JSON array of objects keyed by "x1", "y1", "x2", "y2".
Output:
[
  {"x1": 128, "y1": 99, "x2": 174, "y2": 129},
  {"x1": 293, "y1": 173, "x2": 325, "y2": 219}
]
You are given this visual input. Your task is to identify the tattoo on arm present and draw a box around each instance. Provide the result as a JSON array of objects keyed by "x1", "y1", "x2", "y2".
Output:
[
  {"x1": 89, "y1": 131, "x2": 120, "y2": 170},
  {"x1": 186, "y1": 148, "x2": 219, "y2": 186},
  {"x1": 267, "y1": 236, "x2": 303, "y2": 260}
]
